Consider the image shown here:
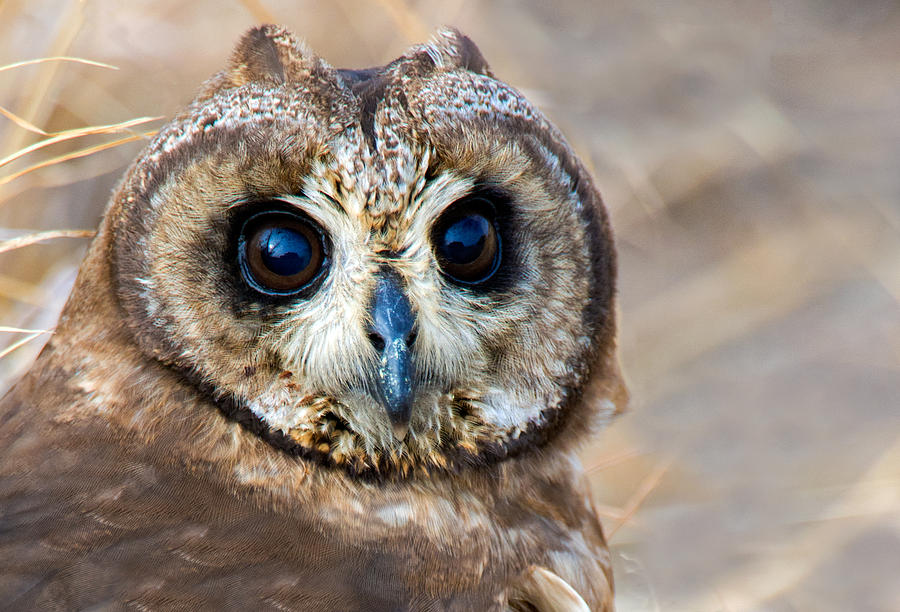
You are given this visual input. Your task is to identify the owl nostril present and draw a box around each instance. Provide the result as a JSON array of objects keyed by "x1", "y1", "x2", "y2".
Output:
[
  {"x1": 368, "y1": 332, "x2": 387, "y2": 353},
  {"x1": 369, "y1": 330, "x2": 416, "y2": 354}
]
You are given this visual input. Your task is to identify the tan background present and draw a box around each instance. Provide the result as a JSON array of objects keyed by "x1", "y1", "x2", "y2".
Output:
[{"x1": 1, "y1": 1, "x2": 898, "y2": 610}]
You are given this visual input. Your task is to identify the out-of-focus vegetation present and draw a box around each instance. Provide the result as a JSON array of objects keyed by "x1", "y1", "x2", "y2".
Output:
[{"x1": 2, "y1": 2, "x2": 898, "y2": 610}]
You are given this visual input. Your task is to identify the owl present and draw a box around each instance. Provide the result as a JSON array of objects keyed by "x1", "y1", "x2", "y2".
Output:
[{"x1": 0, "y1": 25, "x2": 626, "y2": 610}]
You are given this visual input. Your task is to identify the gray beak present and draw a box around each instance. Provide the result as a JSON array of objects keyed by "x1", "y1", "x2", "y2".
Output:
[{"x1": 367, "y1": 270, "x2": 416, "y2": 441}]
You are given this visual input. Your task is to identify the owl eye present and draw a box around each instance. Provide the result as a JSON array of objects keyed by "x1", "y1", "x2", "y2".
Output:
[
  {"x1": 238, "y1": 211, "x2": 327, "y2": 295},
  {"x1": 433, "y1": 198, "x2": 501, "y2": 285}
]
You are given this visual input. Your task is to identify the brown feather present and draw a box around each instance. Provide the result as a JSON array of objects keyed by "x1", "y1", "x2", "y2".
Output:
[{"x1": 0, "y1": 25, "x2": 623, "y2": 610}]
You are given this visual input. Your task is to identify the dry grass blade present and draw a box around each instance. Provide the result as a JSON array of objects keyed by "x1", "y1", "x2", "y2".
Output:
[
  {"x1": 0, "y1": 332, "x2": 44, "y2": 360},
  {"x1": 0, "y1": 56, "x2": 118, "y2": 74},
  {"x1": 586, "y1": 449, "x2": 643, "y2": 474},
  {"x1": 0, "y1": 131, "x2": 154, "y2": 189},
  {"x1": 593, "y1": 502, "x2": 627, "y2": 521},
  {"x1": 0, "y1": 116, "x2": 161, "y2": 170},
  {"x1": 0, "y1": 105, "x2": 48, "y2": 135},
  {"x1": 0, "y1": 229, "x2": 95, "y2": 254},
  {"x1": 607, "y1": 458, "x2": 673, "y2": 540},
  {"x1": 0, "y1": 1, "x2": 85, "y2": 161},
  {"x1": 0, "y1": 326, "x2": 52, "y2": 334}
]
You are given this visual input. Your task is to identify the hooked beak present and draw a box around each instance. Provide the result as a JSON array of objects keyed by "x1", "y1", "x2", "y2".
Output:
[{"x1": 367, "y1": 269, "x2": 416, "y2": 441}]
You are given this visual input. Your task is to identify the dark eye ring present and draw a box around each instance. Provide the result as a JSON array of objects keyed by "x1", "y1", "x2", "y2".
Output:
[
  {"x1": 238, "y1": 210, "x2": 328, "y2": 296},
  {"x1": 433, "y1": 197, "x2": 501, "y2": 285}
]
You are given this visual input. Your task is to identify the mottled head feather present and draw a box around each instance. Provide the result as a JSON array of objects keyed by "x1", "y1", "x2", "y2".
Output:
[
  {"x1": 404, "y1": 26, "x2": 493, "y2": 76},
  {"x1": 196, "y1": 25, "x2": 333, "y2": 93},
  {"x1": 63, "y1": 25, "x2": 625, "y2": 479}
]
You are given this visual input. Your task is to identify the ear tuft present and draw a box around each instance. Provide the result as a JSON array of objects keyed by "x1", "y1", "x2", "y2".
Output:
[
  {"x1": 419, "y1": 27, "x2": 493, "y2": 76},
  {"x1": 230, "y1": 24, "x2": 327, "y2": 86},
  {"x1": 230, "y1": 24, "x2": 289, "y2": 85},
  {"x1": 193, "y1": 25, "x2": 338, "y2": 102}
]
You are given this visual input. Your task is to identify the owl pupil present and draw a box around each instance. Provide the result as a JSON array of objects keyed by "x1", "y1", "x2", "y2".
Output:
[
  {"x1": 259, "y1": 227, "x2": 312, "y2": 277},
  {"x1": 442, "y1": 215, "x2": 489, "y2": 265}
]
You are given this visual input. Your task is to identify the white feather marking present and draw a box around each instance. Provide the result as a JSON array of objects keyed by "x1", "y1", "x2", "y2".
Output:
[{"x1": 374, "y1": 502, "x2": 414, "y2": 527}]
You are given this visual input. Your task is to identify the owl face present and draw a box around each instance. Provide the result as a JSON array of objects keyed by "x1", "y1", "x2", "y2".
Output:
[{"x1": 109, "y1": 26, "x2": 618, "y2": 477}]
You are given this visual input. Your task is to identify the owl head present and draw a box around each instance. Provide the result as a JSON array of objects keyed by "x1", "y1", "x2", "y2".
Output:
[{"x1": 96, "y1": 25, "x2": 624, "y2": 478}]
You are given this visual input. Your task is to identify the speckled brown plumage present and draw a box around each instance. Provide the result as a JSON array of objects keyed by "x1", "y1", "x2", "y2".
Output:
[{"x1": 0, "y1": 25, "x2": 626, "y2": 610}]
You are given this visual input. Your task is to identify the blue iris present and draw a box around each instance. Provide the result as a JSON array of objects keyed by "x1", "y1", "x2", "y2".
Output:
[
  {"x1": 440, "y1": 214, "x2": 490, "y2": 264},
  {"x1": 259, "y1": 226, "x2": 312, "y2": 276}
]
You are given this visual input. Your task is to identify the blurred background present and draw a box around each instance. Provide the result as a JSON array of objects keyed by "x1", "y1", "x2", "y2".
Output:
[{"x1": 1, "y1": 1, "x2": 898, "y2": 609}]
